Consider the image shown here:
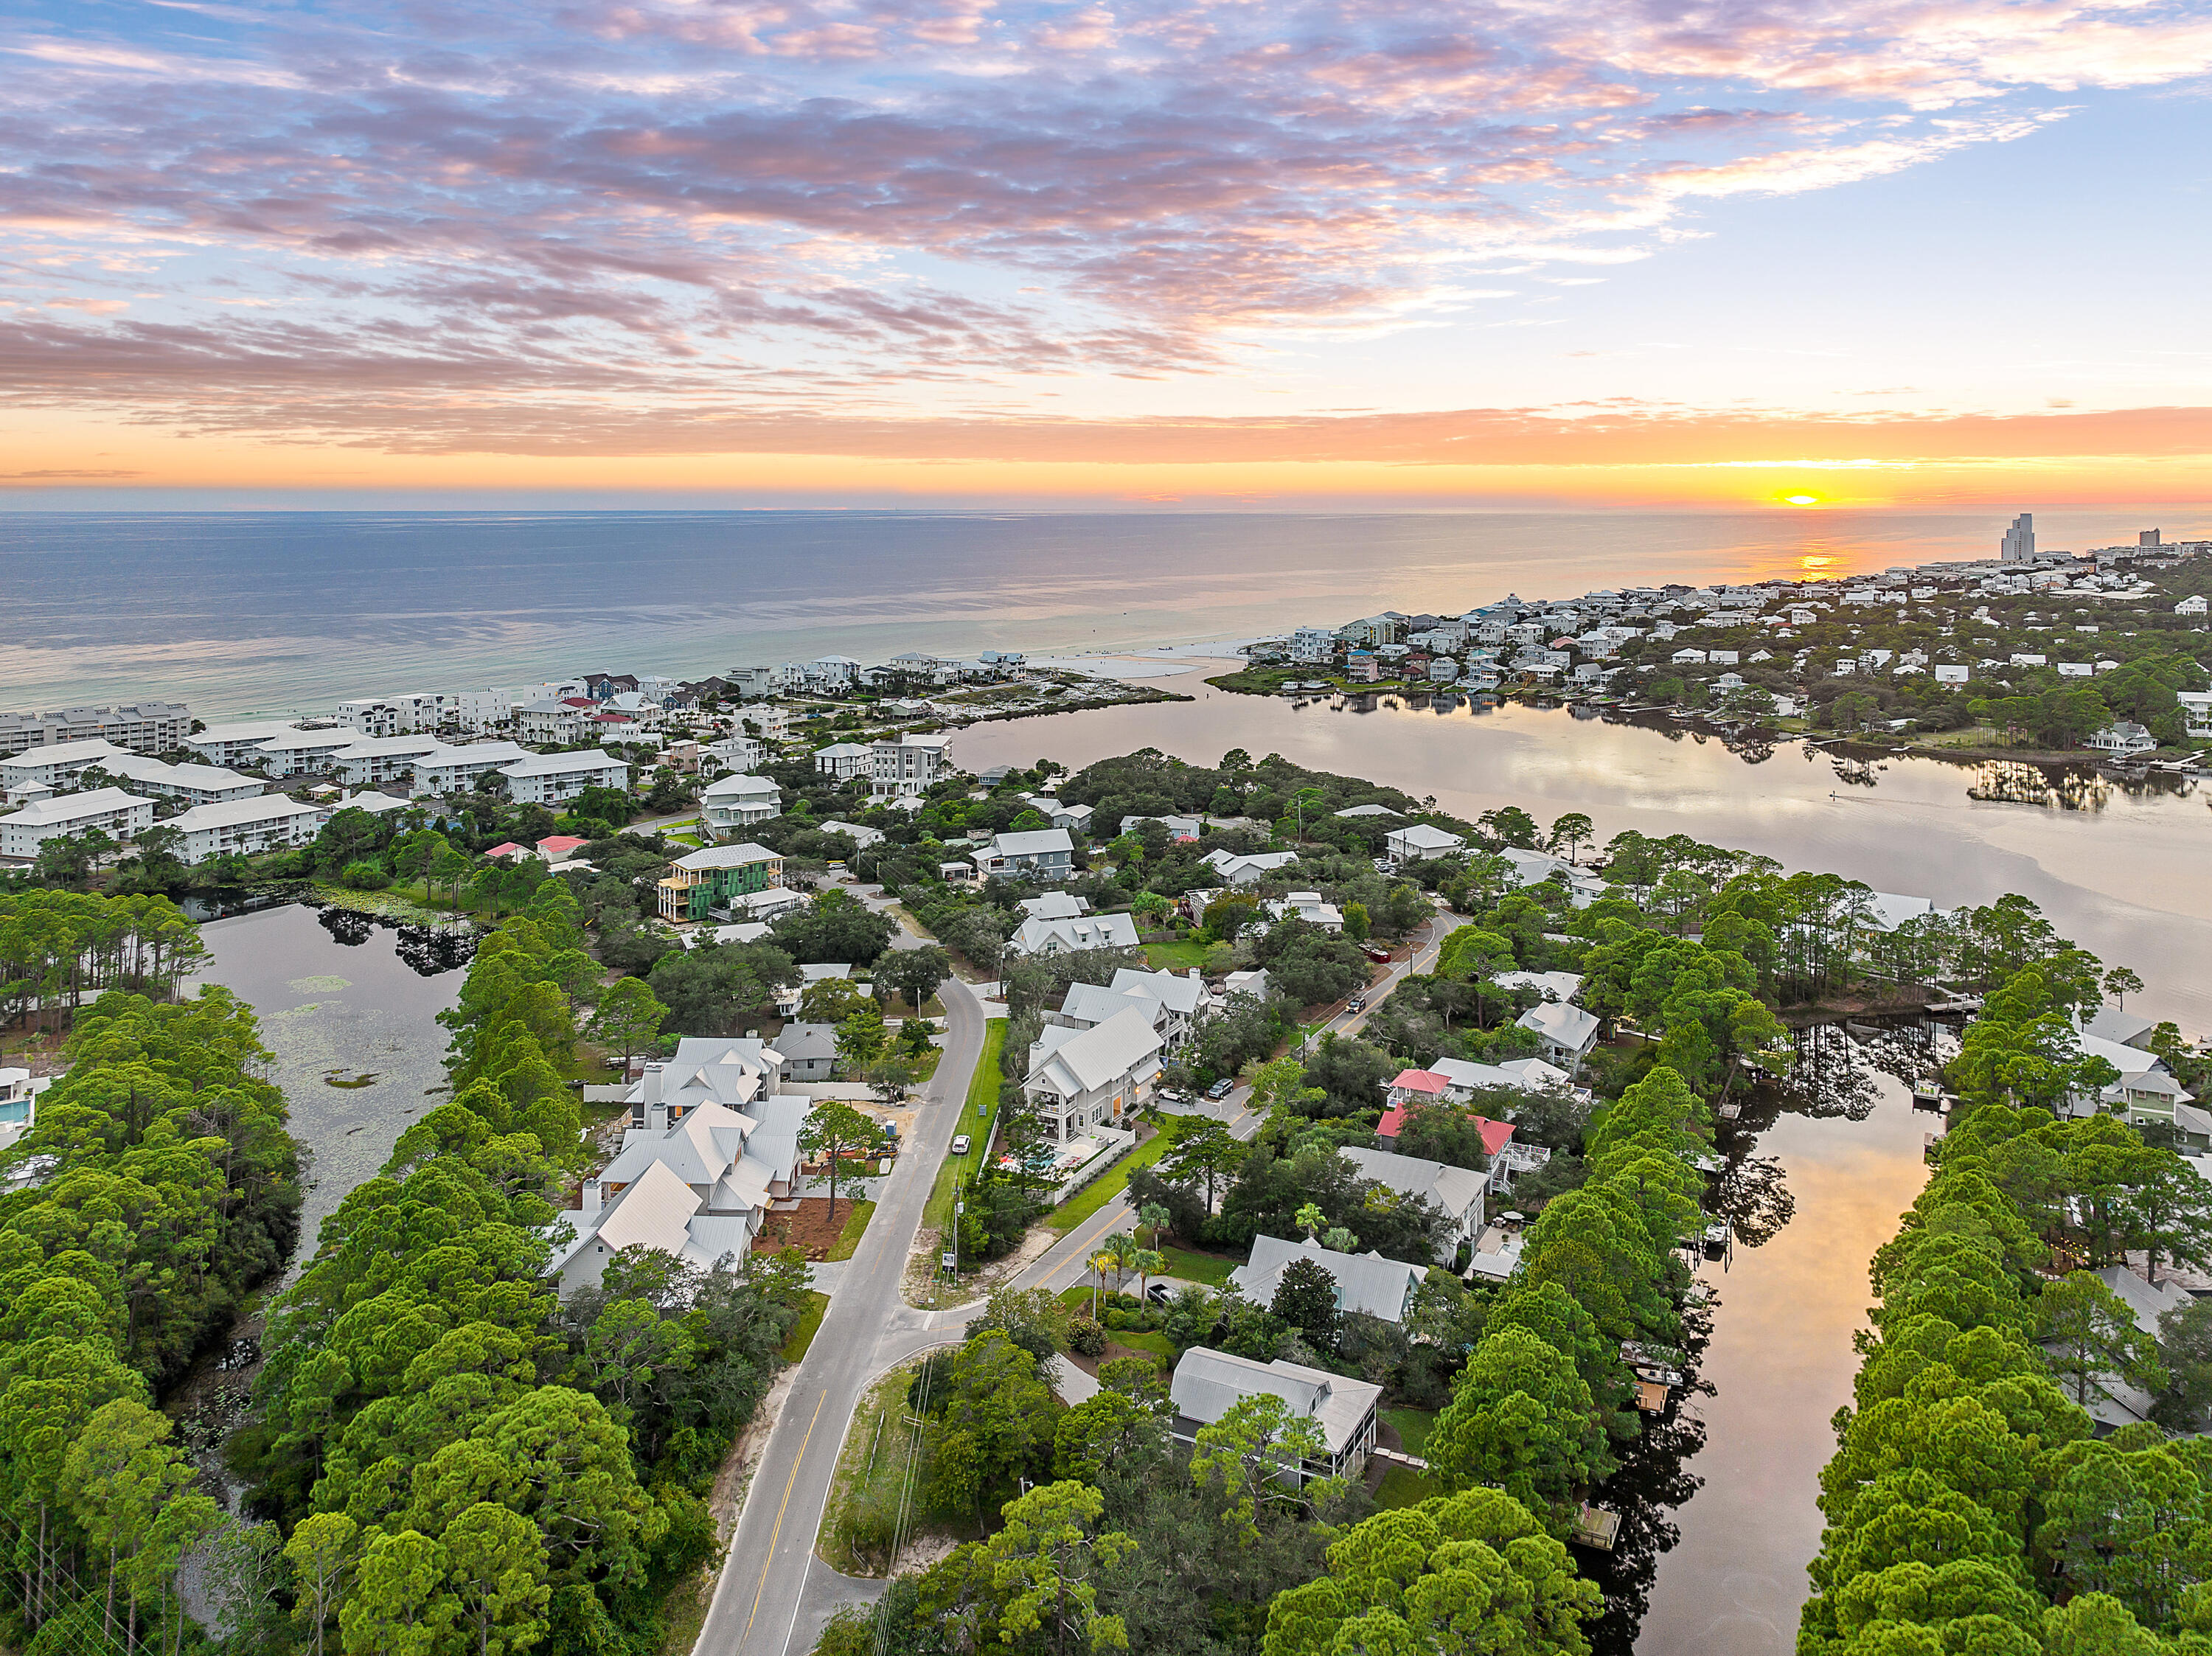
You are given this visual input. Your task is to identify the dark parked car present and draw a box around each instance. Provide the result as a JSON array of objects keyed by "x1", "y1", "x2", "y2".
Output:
[{"x1": 1206, "y1": 1078, "x2": 1234, "y2": 1100}]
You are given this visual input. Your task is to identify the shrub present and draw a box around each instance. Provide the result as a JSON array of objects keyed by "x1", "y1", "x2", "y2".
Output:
[
  {"x1": 338, "y1": 860, "x2": 391, "y2": 890},
  {"x1": 1068, "y1": 1316, "x2": 1107, "y2": 1357}
]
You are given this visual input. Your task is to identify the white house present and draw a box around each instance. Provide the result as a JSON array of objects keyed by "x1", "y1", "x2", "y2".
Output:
[
  {"x1": 1230, "y1": 1235, "x2": 1427, "y2": 1325},
  {"x1": 102, "y1": 754, "x2": 265, "y2": 806},
  {"x1": 812, "y1": 742, "x2": 873, "y2": 782},
  {"x1": 1934, "y1": 665, "x2": 1970, "y2": 686},
  {"x1": 1339, "y1": 1147, "x2": 1487, "y2": 1259},
  {"x1": 871, "y1": 734, "x2": 953, "y2": 801},
  {"x1": 1385, "y1": 824, "x2": 1466, "y2": 862},
  {"x1": 498, "y1": 751, "x2": 630, "y2": 806},
  {"x1": 1290, "y1": 627, "x2": 1340, "y2": 664},
  {"x1": 335, "y1": 695, "x2": 445, "y2": 737},
  {"x1": 451, "y1": 689, "x2": 517, "y2": 732},
  {"x1": 408, "y1": 741, "x2": 532, "y2": 797},
  {"x1": 2085, "y1": 722, "x2": 2157, "y2": 756},
  {"x1": 1019, "y1": 890, "x2": 1091, "y2": 919},
  {"x1": 703, "y1": 734, "x2": 766, "y2": 775},
  {"x1": 702, "y1": 774, "x2": 781, "y2": 835},
  {"x1": 0, "y1": 789, "x2": 156, "y2": 860},
  {"x1": 2177, "y1": 595, "x2": 2208, "y2": 617},
  {"x1": 1265, "y1": 891, "x2": 1344, "y2": 932},
  {"x1": 1009, "y1": 909, "x2": 1141, "y2": 957},
  {"x1": 1168, "y1": 1349, "x2": 1380, "y2": 1481},
  {"x1": 1051, "y1": 967, "x2": 1206, "y2": 1051},
  {"x1": 1515, "y1": 1001, "x2": 1601, "y2": 1067},
  {"x1": 1200, "y1": 848, "x2": 1298, "y2": 885},
  {"x1": 171, "y1": 796, "x2": 332, "y2": 863},
  {"x1": 548, "y1": 1045, "x2": 811, "y2": 1294},
  {"x1": 1024, "y1": 1006, "x2": 1164, "y2": 1141}
]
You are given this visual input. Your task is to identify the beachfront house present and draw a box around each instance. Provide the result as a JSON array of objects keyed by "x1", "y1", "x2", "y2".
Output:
[
  {"x1": 1168, "y1": 1349, "x2": 1381, "y2": 1482},
  {"x1": 870, "y1": 734, "x2": 953, "y2": 801},
  {"x1": 1023, "y1": 1006, "x2": 1163, "y2": 1141}
]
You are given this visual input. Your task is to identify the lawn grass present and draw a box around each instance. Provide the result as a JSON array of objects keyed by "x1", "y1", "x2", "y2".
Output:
[
  {"x1": 1046, "y1": 1116, "x2": 1191, "y2": 1233},
  {"x1": 1111, "y1": 1330, "x2": 1175, "y2": 1360},
  {"x1": 1382, "y1": 1407, "x2": 1436, "y2": 1459},
  {"x1": 828, "y1": 1200, "x2": 877, "y2": 1262},
  {"x1": 921, "y1": 1018, "x2": 1006, "y2": 1237},
  {"x1": 779, "y1": 1290, "x2": 830, "y2": 1361},
  {"x1": 1143, "y1": 939, "x2": 1211, "y2": 971},
  {"x1": 1376, "y1": 1466, "x2": 1437, "y2": 1510},
  {"x1": 1156, "y1": 1246, "x2": 1238, "y2": 1287},
  {"x1": 819, "y1": 1361, "x2": 929, "y2": 1576}
]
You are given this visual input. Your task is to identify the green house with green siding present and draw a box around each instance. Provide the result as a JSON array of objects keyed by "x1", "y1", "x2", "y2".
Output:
[{"x1": 657, "y1": 842, "x2": 785, "y2": 922}]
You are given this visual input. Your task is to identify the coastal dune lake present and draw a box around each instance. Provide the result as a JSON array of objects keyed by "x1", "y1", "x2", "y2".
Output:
[{"x1": 959, "y1": 681, "x2": 2210, "y2": 1652}]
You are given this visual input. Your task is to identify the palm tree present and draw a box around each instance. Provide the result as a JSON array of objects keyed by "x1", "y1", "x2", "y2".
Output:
[{"x1": 1132, "y1": 1248, "x2": 1166, "y2": 1304}]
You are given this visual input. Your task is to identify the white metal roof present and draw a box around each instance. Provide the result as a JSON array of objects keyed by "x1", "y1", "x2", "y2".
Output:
[
  {"x1": 4, "y1": 787, "x2": 153, "y2": 824},
  {"x1": 1340, "y1": 1146, "x2": 1486, "y2": 1222},
  {"x1": 1169, "y1": 1348, "x2": 1381, "y2": 1458},
  {"x1": 172, "y1": 796, "x2": 327, "y2": 831},
  {"x1": 1230, "y1": 1234, "x2": 1427, "y2": 1323}
]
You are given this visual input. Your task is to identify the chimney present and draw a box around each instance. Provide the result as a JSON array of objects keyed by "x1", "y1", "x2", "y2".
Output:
[
  {"x1": 580, "y1": 1178, "x2": 602, "y2": 1214},
  {"x1": 642, "y1": 1062, "x2": 667, "y2": 1130}
]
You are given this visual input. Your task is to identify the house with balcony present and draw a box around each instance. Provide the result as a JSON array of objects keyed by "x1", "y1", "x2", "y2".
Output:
[
  {"x1": 1008, "y1": 909, "x2": 1141, "y2": 957},
  {"x1": 0, "y1": 739, "x2": 128, "y2": 799},
  {"x1": 1340, "y1": 1147, "x2": 1488, "y2": 1259},
  {"x1": 1169, "y1": 1350, "x2": 1380, "y2": 1482},
  {"x1": 1049, "y1": 967, "x2": 1206, "y2": 1051},
  {"x1": 408, "y1": 741, "x2": 531, "y2": 797},
  {"x1": 498, "y1": 751, "x2": 630, "y2": 806},
  {"x1": 548, "y1": 1043, "x2": 810, "y2": 1294},
  {"x1": 657, "y1": 842, "x2": 785, "y2": 922},
  {"x1": 172, "y1": 796, "x2": 333, "y2": 863},
  {"x1": 871, "y1": 733, "x2": 953, "y2": 801},
  {"x1": 702, "y1": 773, "x2": 781, "y2": 836},
  {"x1": 1023, "y1": 1006, "x2": 1163, "y2": 1141},
  {"x1": 975, "y1": 827, "x2": 1074, "y2": 880},
  {"x1": 0, "y1": 789, "x2": 156, "y2": 860}
]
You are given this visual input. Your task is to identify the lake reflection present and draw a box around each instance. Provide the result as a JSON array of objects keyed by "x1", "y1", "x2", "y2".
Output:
[
  {"x1": 956, "y1": 681, "x2": 2212, "y2": 1027},
  {"x1": 198, "y1": 904, "x2": 470, "y2": 1270}
]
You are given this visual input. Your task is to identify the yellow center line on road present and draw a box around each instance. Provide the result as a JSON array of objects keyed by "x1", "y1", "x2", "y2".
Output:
[{"x1": 742, "y1": 1389, "x2": 828, "y2": 1643}]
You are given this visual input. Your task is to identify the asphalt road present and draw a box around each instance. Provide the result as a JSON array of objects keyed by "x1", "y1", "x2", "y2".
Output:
[
  {"x1": 690, "y1": 886, "x2": 982, "y2": 1656},
  {"x1": 692, "y1": 899, "x2": 1455, "y2": 1656}
]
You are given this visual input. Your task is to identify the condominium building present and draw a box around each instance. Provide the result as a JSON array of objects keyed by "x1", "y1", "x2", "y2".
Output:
[
  {"x1": 0, "y1": 703, "x2": 192, "y2": 758},
  {"x1": 250, "y1": 728, "x2": 360, "y2": 778},
  {"x1": 408, "y1": 741, "x2": 532, "y2": 797},
  {"x1": 328, "y1": 734, "x2": 445, "y2": 788},
  {"x1": 187, "y1": 721, "x2": 302, "y2": 768},
  {"x1": 0, "y1": 790, "x2": 156, "y2": 860},
  {"x1": 498, "y1": 751, "x2": 630, "y2": 806},
  {"x1": 0, "y1": 739, "x2": 128, "y2": 799},
  {"x1": 105, "y1": 754, "x2": 265, "y2": 806},
  {"x1": 171, "y1": 796, "x2": 332, "y2": 863},
  {"x1": 335, "y1": 695, "x2": 445, "y2": 737}
]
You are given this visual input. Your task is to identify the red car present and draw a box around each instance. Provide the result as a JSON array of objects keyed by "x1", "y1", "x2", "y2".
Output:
[{"x1": 1363, "y1": 945, "x2": 1393, "y2": 964}]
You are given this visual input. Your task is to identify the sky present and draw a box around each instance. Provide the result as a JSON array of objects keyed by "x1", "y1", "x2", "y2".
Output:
[{"x1": 4, "y1": 0, "x2": 2211, "y2": 507}]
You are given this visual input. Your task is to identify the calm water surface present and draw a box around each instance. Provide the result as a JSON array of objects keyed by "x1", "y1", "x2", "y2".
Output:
[
  {"x1": 198, "y1": 904, "x2": 467, "y2": 1268},
  {"x1": 7, "y1": 508, "x2": 2190, "y2": 717},
  {"x1": 960, "y1": 681, "x2": 2212, "y2": 1027},
  {"x1": 959, "y1": 685, "x2": 2203, "y2": 1651}
]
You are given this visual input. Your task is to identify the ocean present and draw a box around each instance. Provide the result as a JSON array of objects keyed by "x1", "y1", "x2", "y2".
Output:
[{"x1": 1, "y1": 507, "x2": 2193, "y2": 717}]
